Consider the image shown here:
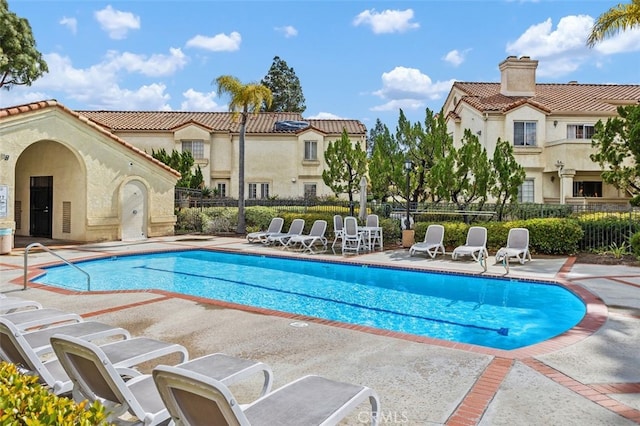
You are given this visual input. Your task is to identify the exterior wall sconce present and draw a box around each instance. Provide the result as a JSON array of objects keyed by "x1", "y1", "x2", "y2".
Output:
[
  {"x1": 291, "y1": 178, "x2": 296, "y2": 183},
  {"x1": 553, "y1": 120, "x2": 558, "y2": 127},
  {"x1": 555, "y1": 160, "x2": 565, "y2": 175},
  {"x1": 0, "y1": 154, "x2": 9, "y2": 161}
]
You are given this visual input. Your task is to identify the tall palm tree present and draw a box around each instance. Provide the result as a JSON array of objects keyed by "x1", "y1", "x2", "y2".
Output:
[
  {"x1": 215, "y1": 75, "x2": 272, "y2": 234},
  {"x1": 587, "y1": 0, "x2": 640, "y2": 47}
]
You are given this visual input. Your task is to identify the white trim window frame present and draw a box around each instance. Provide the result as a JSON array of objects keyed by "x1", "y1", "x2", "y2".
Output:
[
  {"x1": 567, "y1": 124, "x2": 595, "y2": 140},
  {"x1": 248, "y1": 183, "x2": 269, "y2": 199},
  {"x1": 182, "y1": 140, "x2": 204, "y2": 159},
  {"x1": 304, "y1": 183, "x2": 317, "y2": 198},
  {"x1": 513, "y1": 121, "x2": 537, "y2": 146},
  {"x1": 304, "y1": 140, "x2": 318, "y2": 161},
  {"x1": 518, "y1": 179, "x2": 535, "y2": 203}
]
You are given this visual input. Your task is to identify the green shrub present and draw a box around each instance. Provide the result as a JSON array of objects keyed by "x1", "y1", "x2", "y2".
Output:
[
  {"x1": 630, "y1": 231, "x2": 640, "y2": 259},
  {"x1": 245, "y1": 206, "x2": 280, "y2": 232},
  {"x1": 0, "y1": 361, "x2": 110, "y2": 425}
]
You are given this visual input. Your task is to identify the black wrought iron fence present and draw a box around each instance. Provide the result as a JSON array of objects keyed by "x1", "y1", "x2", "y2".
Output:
[{"x1": 175, "y1": 188, "x2": 639, "y2": 252}]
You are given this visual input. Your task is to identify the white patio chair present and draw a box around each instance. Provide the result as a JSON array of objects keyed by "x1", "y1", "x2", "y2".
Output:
[
  {"x1": 153, "y1": 365, "x2": 380, "y2": 426},
  {"x1": 265, "y1": 219, "x2": 305, "y2": 246},
  {"x1": 495, "y1": 227, "x2": 532, "y2": 265},
  {"x1": 246, "y1": 217, "x2": 284, "y2": 243},
  {"x1": 342, "y1": 216, "x2": 365, "y2": 255},
  {"x1": 452, "y1": 226, "x2": 488, "y2": 261},
  {"x1": 284, "y1": 220, "x2": 328, "y2": 254},
  {"x1": 331, "y1": 214, "x2": 344, "y2": 251},
  {"x1": 410, "y1": 224, "x2": 445, "y2": 258}
]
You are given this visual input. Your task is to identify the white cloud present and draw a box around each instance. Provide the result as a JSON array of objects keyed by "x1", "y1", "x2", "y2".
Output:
[
  {"x1": 59, "y1": 17, "x2": 77, "y2": 34},
  {"x1": 180, "y1": 89, "x2": 225, "y2": 111},
  {"x1": 94, "y1": 5, "x2": 140, "y2": 40},
  {"x1": 306, "y1": 112, "x2": 343, "y2": 119},
  {"x1": 103, "y1": 48, "x2": 188, "y2": 77},
  {"x1": 507, "y1": 15, "x2": 593, "y2": 58},
  {"x1": 370, "y1": 99, "x2": 426, "y2": 113},
  {"x1": 353, "y1": 9, "x2": 419, "y2": 34},
  {"x1": 372, "y1": 66, "x2": 455, "y2": 112},
  {"x1": 443, "y1": 49, "x2": 469, "y2": 67},
  {"x1": 185, "y1": 32, "x2": 242, "y2": 52},
  {"x1": 275, "y1": 25, "x2": 298, "y2": 38},
  {"x1": 1, "y1": 52, "x2": 174, "y2": 110},
  {"x1": 593, "y1": 27, "x2": 640, "y2": 54}
]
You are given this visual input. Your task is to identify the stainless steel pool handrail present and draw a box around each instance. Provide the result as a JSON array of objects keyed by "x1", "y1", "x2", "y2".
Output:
[{"x1": 23, "y1": 243, "x2": 91, "y2": 291}]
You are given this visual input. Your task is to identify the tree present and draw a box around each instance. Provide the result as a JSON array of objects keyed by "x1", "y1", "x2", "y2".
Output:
[
  {"x1": 587, "y1": 0, "x2": 640, "y2": 47},
  {"x1": 0, "y1": 0, "x2": 48, "y2": 90},
  {"x1": 215, "y1": 75, "x2": 272, "y2": 234},
  {"x1": 260, "y1": 56, "x2": 305, "y2": 113},
  {"x1": 151, "y1": 148, "x2": 202, "y2": 189},
  {"x1": 433, "y1": 129, "x2": 492, "y2": 215},
  {"x1": 367, "y1": 118, "x2": 386, "y2": 157},
  {"x1": 368, "y1": 123, "x2": 404, "y2": 201},
  {"x1": 590, "y1": 104, "x2": 640, "y2": 205},
  {"x1": 491, "y1": 138, "x2": 526, "y2": 220},
  {"x1": 322, "y1": 129, "x2": 368, "y2": 216}
]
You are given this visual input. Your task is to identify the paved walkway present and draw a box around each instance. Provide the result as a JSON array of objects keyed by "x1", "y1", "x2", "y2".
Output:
[{"x1": 1, "y1": 236, "x2": 639, "y2": 425}]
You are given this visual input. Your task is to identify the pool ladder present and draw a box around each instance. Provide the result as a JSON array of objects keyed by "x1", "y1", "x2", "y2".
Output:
[{"x1": 23, "y1": 243, "x2": 91, "y2": 291}]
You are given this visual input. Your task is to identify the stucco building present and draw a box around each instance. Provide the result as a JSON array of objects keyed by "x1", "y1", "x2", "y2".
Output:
[
  {"x1": 442, "y1": 56, "x2": 640, "y2": 205},
  {"x1": 0, "y1": 100, "x2": 179, "y2": 245},
  {"x1": 78, "y1": 111, "x2": 367, "y2": 200}
]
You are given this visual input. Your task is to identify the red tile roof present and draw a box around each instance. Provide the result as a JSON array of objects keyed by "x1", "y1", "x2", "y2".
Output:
[
  {"x1": 77, "y1": 110, "x2": 367, "y2": 135},
  {"x1": 453, "y1": 82, "x2": 640, "y2": 114},
  {"x1": 0, "y1": 100, "x2": 180, "y2": 177}
]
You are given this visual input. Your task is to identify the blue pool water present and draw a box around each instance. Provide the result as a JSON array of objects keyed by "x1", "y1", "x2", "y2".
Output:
[{"x1": 34, "y1": 250, "x2": 586, "y2": 350}]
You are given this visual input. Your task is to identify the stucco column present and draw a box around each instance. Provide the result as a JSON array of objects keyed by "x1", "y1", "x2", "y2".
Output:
[{"x1": 559, "y1": 169, "x2": 575, "y2": 204}]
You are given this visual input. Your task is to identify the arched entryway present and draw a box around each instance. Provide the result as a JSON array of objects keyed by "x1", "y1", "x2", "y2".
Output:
[
  {"x1": 15, "y1": 141, "x2": 86, "y2": 240},
  {"x1": 121, "y1": 180, "x2": 147, "y2": 241}
]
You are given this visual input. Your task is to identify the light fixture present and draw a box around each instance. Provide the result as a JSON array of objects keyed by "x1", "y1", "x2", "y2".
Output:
[
  {"x1": 553, "y1": 120, "x2": 558, "y2": 127},
  {"x1": 476, "y1": 130, "x2": 482, "y2": 136},
  {"x1": 555, "y1": 160, "x2": 565, "y2": 173},
  {"x1": 0, "y1": 153, "x2": 9, "y2": 161},
  {"x1": 291, "y1": 178, "x2": 297, "y2": 183},
  {"x1": 403, "y1": 158, "x2": 413, "y2": 230}
]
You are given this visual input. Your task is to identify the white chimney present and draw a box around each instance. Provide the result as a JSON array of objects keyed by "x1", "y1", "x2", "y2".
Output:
[{"x1": 499, "y1": 56, "x2": 538, "y2": 97}]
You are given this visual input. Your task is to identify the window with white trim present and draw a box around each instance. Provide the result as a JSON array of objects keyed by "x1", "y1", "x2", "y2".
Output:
[
  {"x1": 216, "y1": 183, "x2": 226, "y2": 197},
  {"x1": 517, "y1": 179, "x2": 534, "y2": 203},
  {"x1": 514, "y1": 122, "x2": 537, "y2": 146},
  {"x1": 304, "y1": 183, "x2": 317, "y2": 198},
  {"x1": 304, "y1": 140, "x2": 318, "y2": 161},
  {"x1": 182, "y1": 140, "x2": 204, "y2": 159},
  {"x1": 248, "y1": 183, "x2": 269, "y2": 199},
  {"x1": 567, "y1": 124, "x2": 595, "y2": 140}
]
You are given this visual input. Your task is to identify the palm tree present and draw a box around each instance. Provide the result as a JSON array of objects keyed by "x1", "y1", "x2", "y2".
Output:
[
  {"x1": 215, "y1": 75, "x2": 273, "y2": 234},
  {"x1": 587, "y1": 0, "x2": 640, "y2": 47}
]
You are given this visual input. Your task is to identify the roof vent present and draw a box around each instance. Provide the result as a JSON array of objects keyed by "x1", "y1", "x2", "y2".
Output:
[
  {"x1": 568, "y1": 80, "x2": 578, "y2": 84},
  {"x1": 274, "y1": 120, "x2": 310, "y2": 131}
]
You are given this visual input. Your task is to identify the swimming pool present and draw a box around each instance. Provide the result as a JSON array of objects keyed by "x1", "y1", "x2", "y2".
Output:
[{"x1": 34, "y1": 250, "x2": 586, "y2": 350}]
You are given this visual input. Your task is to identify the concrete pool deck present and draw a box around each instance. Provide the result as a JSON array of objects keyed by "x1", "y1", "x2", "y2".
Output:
[{"x1": 1, "y1": 235, "x2": 639, "y2": 425}]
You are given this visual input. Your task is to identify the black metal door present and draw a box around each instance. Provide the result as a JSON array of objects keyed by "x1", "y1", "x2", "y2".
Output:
[{"x1": 30, "y1": 176, "x2": 53, "y2": 237}]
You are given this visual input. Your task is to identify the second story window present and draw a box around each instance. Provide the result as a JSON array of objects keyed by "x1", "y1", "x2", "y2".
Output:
[
  {"x1": 182, "y1": 140, "x2": 204, "y2": 159},
  {"x1": 567, "y1": 124, "x2": 595, "y2": 140},
  {"x1": 304, "y1": 140, "x2": 318, "y2": 161},
  {"x1": 514, "y1": 121, "x2": 536, "y2": 146}
]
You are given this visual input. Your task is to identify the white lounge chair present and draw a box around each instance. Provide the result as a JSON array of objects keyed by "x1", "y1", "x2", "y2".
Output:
[
  {"x1": 0, "y1": 318, "x2": 187, "y2": 397},
  {"x1": 331, "y1": 214, "x2": 344, "y2": 251},
  {"x1": 342, "y1": 216, "x2": 365, "y2": 255},
  {"x1": 265, "y1": 218, "x2": 305, "y2": 246},
  {"x1": 0, "y1": 294, "x2": 43, "y2": 314},
  {"x1": 52, "y1": 334, "x2": 273, "y2": 425},
  {"x1": 246, "y1": 217, "x2": 284, "y2": 243},
  {"x1": 2, "y1": 307, "x2": 83, "y2": 331},
  {"x1": 284, "y1": 220, "x2": 328, "y2": 253},
  {"x1": 495, "y1": 227, "x2": 531, "y2": 265},
  {"x1": 452, "y1": 226, "x2": 488, "y2": 261},
  {"x1": 0, "y1": 317, "x2": 131, "y2": 357},
  {"x1": 153, "y1": 365, "x2": 380, "y2": 426},
  {"x1": 410, "y1": 224, "x2": 445, "y2": 258}
]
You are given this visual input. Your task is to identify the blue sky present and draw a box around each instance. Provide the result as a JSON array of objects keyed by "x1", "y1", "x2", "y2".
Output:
[{"x1": 2, "y1": 0, "x2": 639, "y2": 130}]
